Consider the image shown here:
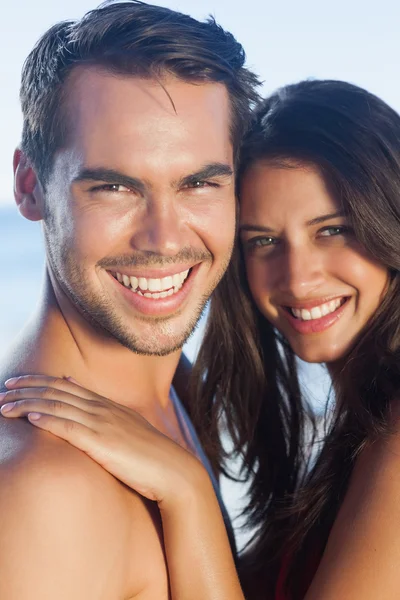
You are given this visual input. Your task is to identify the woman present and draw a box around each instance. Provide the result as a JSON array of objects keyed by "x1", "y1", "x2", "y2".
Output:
[
  {"x1": 193, "y1": 78, "x2": 400, "y2": 599},
  {"x1": 2, "y1": 79, "x2": 400, "y2": 599}
]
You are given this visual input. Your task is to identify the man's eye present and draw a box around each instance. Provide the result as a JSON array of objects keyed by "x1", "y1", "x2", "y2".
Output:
[
  {"x1": 90, "y1": 184, "x2": 131, "y2": 193},
  {"x1": 186, "y1": 180, "x2": 219, "y2": 189}
]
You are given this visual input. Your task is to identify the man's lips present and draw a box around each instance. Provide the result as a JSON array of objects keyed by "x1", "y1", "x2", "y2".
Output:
[
  {"x1": 111, "y1": 267, "x2": 191, "y2": 296},
  {"x1": 104, "y1": 263, "x2": 196, "y2": 279},
  {"x1": 106, "y1": 264, "x2": 199, "y2": 317}
]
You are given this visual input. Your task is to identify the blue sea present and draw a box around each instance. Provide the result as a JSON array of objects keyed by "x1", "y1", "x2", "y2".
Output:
[{"x1": 0, "y1": 207, "x2": 44, "y2": 354}]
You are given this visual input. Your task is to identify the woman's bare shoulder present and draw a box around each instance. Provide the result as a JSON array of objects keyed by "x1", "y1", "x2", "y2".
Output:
[{"x1": 305, "y1": 415, "x2": 400, "y2": 599}]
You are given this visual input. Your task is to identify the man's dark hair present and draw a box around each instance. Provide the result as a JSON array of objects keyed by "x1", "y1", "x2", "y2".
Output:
[{"x1": 20, "y1": 0, "x2": 260, "y2": 186}]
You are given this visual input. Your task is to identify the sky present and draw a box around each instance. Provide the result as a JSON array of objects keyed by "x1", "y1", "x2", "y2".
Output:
[{"x1": 1, "y1": 0, "x2": 399, "y2": 205}]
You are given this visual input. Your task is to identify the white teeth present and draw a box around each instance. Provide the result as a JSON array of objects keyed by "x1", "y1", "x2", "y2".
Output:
[
  {"x1": 291, "y1": 299, "x2": 344, "y2": 321},
  {"x1": 172, "y1": 273, "x2": 182, "y2": 288},
  {"x1": 148, "y1": 278, "x2": 161, "y2": 292},
  {"x1": 138, "y1": 277, "x2": 148, "y2": 291},
  {"x1": 161, "y1": 276, "x2": 173, "y2": 291},
  {"x1": 310, "y1": 306, "x2": 322, "y2": 319},
  {"x1": 113, "y1": 268, "x2": 191, "y2": 299},
  {"x1": 321, "y1": 303, "x2": 330, "y2": 316}
]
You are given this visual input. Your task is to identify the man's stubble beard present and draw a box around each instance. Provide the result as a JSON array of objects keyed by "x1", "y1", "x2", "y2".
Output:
[{"x1": 44, "y1": 227, "x2": 233, "y2": 357}]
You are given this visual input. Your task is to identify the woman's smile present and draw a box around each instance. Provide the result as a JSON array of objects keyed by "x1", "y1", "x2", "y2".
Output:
[{"x1": 240, "y1": 161, "x2": 389, "y2": 364}]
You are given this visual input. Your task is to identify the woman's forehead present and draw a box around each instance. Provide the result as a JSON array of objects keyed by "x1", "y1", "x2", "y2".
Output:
[{"x1": 239, "y1": 161, "x2": 340, "y2": 225}]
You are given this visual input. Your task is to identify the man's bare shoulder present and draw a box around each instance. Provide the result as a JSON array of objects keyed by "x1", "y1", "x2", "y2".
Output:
[
  {"x1": 0, "y1": 417, "x2": 150, "y2": 598},
  {"x1": 0, "y1": 359, "x2": 169, "y2": 598},
  {"x1": 0, "y1": 416, "x2": 170, "y2": 599}
]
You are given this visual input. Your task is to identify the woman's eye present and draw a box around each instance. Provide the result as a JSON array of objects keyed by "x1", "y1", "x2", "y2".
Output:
[
  {"x1": 318, "y1": 225, "x2": 352, "y2": 237},
  {"x1": 247, "y1": 236, "x2": 277, "y2": 249}
]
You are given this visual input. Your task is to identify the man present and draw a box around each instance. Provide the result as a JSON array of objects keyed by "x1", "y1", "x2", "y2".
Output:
[{"x1": 0, "y1": 1, "x2": 259, "y2": 598}]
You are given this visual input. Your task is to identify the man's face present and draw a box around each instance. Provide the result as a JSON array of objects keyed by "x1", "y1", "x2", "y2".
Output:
[{"x1": 43, "y1": 69, "x2": 235, "y2": 355}]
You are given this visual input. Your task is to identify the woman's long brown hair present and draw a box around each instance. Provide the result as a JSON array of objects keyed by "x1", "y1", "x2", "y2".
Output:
[{"x1": 188, "y1": 80, "x2": 400, "y2": 599}]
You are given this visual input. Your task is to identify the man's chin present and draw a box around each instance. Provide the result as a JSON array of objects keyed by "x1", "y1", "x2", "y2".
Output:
[
  {"x1": 113, "y1": 332, "x2": 187, "y2": 357},
  {"x1": 99, "y1": 318, "x2": 196, "y2": 357},
  {"x1": 78, "y1": 291, "x2": 207, "y2": 356}
]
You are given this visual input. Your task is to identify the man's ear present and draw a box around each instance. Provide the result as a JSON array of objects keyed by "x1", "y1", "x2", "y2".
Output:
[{"x1": 13, "y1": 148, "x2": 45, "y2": 222}]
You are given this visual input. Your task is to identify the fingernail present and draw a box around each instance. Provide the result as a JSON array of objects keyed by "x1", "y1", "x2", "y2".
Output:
[
  {"x1": 28, "y1": 413, "x2": 42, "y2": 421},
  {"x1": 1, "y1": 402, "x2": 15, "y2": 414},
  {"x1": 0, "y1": 392, "x2": 6, "y2": 400},
  {"x1": 66, "y1": 376, "x2": 80, "y2": 384},
  {"x1": 5, "y1": 378, "x2": 18, "y2": 387}
]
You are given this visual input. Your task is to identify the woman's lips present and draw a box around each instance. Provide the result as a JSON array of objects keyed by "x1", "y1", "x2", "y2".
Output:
[{"x1": 281, "y1": 297, "x2": 349, "y2": 334}]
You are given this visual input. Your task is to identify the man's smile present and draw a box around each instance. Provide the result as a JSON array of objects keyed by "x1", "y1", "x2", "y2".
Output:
[
  {"x1": 111, "y1": 268, "x2": 191, "y2": 299},
  {"x1": 106, "y1": 264, "x2": 201, "y2": 318}
]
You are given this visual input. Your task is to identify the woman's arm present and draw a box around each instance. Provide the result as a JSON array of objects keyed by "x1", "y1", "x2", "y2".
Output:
[
  {"x1": 161, "y1": 466, "x2": 244, "y2": 600},
  {"x1": 0, "y1": 375, "x2": 244, "y2": 600},
  {"x1": 305, "y1": 423, "x2": 400, "y2": 600}
]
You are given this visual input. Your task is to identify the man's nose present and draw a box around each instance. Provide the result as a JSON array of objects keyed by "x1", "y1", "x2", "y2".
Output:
[
  {"x1": 130, "y1": 196, "x2": 184, "y2": 257},
  {"x1": 278, "y1": 245, "x2": 325, "y2": 298}
]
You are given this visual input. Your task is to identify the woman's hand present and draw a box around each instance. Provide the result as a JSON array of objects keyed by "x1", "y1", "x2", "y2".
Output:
[
  {"x1": 0, "y1": 375, "x2": 245, "y2": 599},
  {"x1": 0, "y1": 375, "x2": 205, "y2": 507}
]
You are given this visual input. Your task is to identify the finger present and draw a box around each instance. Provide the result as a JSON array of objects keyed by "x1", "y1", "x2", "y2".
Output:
[
  {"x1": 1, "y1": 398, "x2": 95, "y2": 428},
  {"x1": 0, "y1": 387, "x2": 101, "y2": 412},
  {"x1": 26, "y1": 413, "x2": 96, "y2": 452},
  {"x1": 4, "y1": 375, "x2": 106, "y2": 402}
]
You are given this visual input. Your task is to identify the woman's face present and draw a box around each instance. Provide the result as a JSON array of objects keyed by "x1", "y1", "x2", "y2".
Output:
[{"x1": 239, "y1": 161, "x2": 389, "y2": 364}]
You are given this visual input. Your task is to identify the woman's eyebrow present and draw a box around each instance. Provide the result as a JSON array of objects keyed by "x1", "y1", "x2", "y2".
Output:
[
  {"x1": 239, "y1": 224, "x2": 274, "y2": 234},
  {"x1": 306, "y1": 210, "x2": 347, "y2": 226},
  {"x1": 239, "y1": 211, "x2": 348, "y2": 234}
]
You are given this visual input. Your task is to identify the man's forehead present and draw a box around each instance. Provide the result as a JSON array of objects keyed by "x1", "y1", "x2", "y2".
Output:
[
  {"x1": 56, "y1": 67, "x2": 234, "y2": 182},
  {"x1": 64, "y1": 65, "x2": 232, "y2": 121}
]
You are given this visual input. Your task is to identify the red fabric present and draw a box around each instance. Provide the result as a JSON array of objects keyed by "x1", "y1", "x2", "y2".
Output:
[
  {"x1": 275, "y1": 554, "x2": 292, "y2": 599},
  {"x1": 274, "y1": 546, "x2": 323, "y2": 600}
]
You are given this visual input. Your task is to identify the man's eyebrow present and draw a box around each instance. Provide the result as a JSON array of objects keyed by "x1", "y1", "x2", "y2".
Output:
[
  {"x1": 178, "y1": 163, "x2": 233, "y2": 188},
  {"x1": 72, "y1": 168, "x2": 146, "y2": 194},
  {"x1": 306, "y1": 210, "x2": 347, "y2": 226}
]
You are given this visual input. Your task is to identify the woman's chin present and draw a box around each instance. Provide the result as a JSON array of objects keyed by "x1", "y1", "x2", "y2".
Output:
[{"x1": 289, "y1": 339, "x2": 347, "y2": 365}]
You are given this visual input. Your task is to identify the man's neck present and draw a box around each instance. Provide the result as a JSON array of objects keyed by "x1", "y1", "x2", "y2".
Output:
[{"x1": 6, "y1": 273, "x2": 181, "y2": 417}]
